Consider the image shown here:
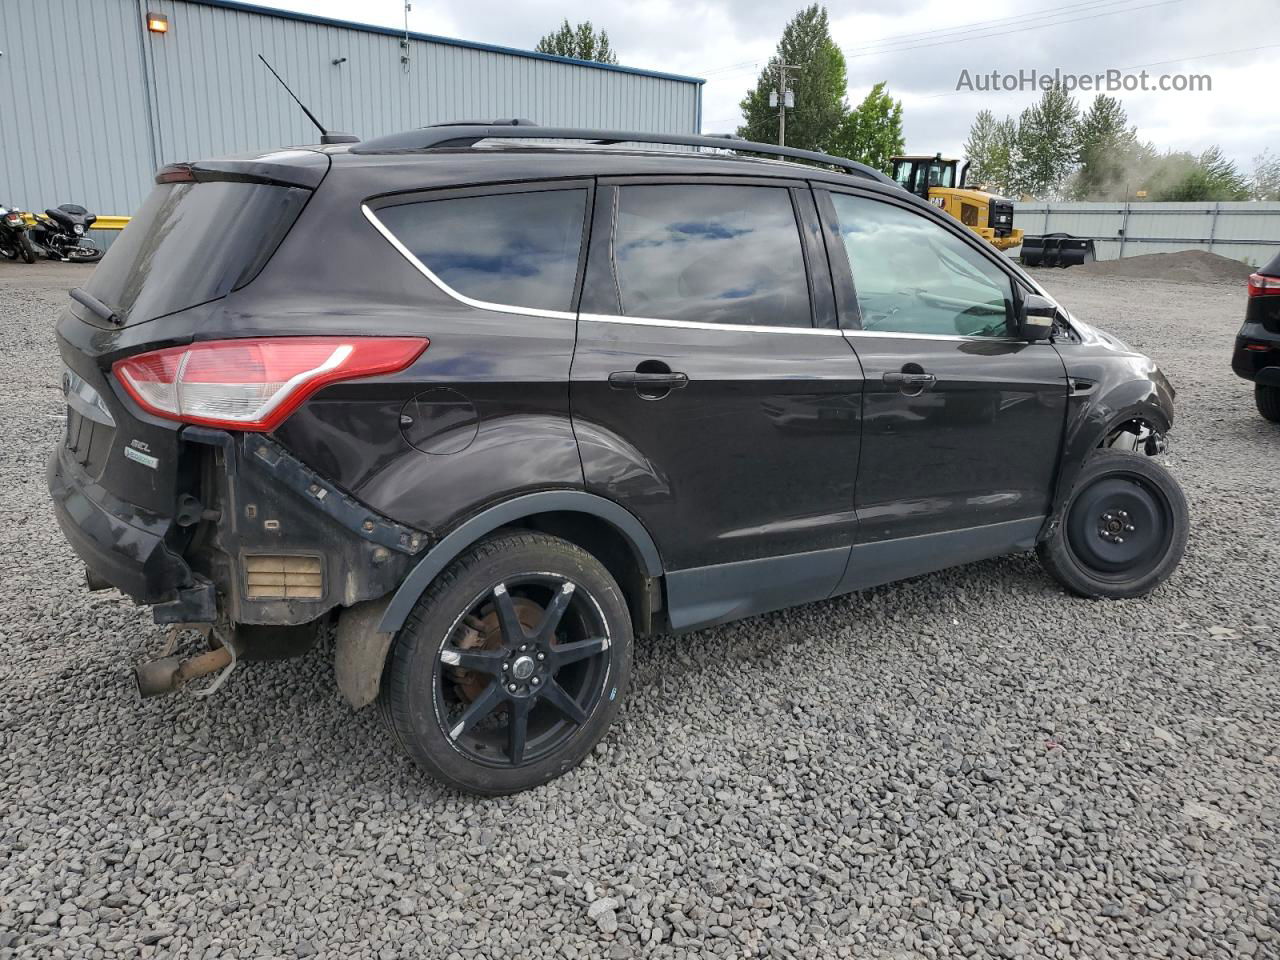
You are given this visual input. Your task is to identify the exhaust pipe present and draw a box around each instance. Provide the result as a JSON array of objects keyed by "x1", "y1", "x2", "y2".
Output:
[{"x1": 135, "y1": 644, "x2": 233, "y2": 698}]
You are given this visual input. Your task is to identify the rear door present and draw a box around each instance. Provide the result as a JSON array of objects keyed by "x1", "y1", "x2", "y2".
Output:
[
  {"x1": 570, "y1": 178, "x2": 864, "y2": 626},
  {"x1": 817, "y1": 187, "x2": 1068, "y2": 553}
]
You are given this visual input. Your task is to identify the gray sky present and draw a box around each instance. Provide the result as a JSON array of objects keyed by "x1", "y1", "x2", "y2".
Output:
[{"x1": 274, "y1": 0, "x2": 1278, "y2": 170}]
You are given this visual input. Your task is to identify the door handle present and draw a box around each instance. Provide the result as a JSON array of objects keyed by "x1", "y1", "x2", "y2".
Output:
[
  {"x1": 608, "y1": 371, "x2": 689, "y2": 390},
  {"x1": 882, "y1": 372, "x2": 936, "y2": 386}
]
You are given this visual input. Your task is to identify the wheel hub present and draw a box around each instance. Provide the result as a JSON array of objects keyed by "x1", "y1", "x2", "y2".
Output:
[
  {"x1": 511, "y1": 655, "x2": 535, "y2": 680},
  {"x1": 450, "y1": 597, "x2": 541, "y2": 702},
  {"x1": 1066, "y1": 475, "x2": 1171, "y2": 578},
  {"x1": 1097, "y1": 508, "x2": 1136, "y2": 544}
]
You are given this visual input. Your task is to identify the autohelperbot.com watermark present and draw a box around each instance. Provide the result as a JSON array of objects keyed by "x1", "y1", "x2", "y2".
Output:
[{"x1": 956, "y1": 68, "x2": 1211, "y2": 94}]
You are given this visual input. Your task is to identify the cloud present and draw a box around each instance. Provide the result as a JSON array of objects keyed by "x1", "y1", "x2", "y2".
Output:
[{"x1": 275, "y1": 0, "x2": 1280, "y2": 166}]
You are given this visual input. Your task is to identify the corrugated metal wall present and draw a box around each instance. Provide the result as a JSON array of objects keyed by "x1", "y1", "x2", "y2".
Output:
[
  {"x1": 1014, "y1": 202, "x2": 1280, "y2": 267},
  {"x1": 1, "y1": 0, "x2": 158, "y2": 220},
  {"x1": 1, "y1": 0, "x2": 701, "y2": 241}
]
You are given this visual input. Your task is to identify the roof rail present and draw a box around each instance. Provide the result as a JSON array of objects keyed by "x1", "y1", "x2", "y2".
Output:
[
  {"x1": 348, "y1": 125, "x2": 896, "y2": 184},
  {"x1": 424, "y1": 118, "x2": 538, "y2": 128}
]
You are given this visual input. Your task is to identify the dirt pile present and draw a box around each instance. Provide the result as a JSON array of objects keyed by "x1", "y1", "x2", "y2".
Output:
[{"x1": 1076, "y1": 249, "x2": 1255, "y2": 284}]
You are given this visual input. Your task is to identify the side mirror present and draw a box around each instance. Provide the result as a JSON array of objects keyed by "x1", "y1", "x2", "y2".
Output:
[{"x1": 1018, "y1": 293, "x2": 1058, "y2": 341}]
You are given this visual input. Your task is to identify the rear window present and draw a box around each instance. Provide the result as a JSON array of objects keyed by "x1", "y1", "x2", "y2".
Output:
[
  {"x1": 84, "y1": 180, "x2": 309, "y2": 325},
  {"x1": 373, "y1": 189, "x2": 588, "y2": 314}
]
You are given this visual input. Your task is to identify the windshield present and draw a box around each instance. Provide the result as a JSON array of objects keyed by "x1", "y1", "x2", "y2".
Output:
[
  {"x1": 83, "y1": 180, "x2": 309, "y2": 326},
  {"x1": 927, "y1": 163, "x2": 955, "y2": 188}
]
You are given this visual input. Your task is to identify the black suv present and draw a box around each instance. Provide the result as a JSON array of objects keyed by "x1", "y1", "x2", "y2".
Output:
[
  {"x1": 1231, "y1": 252, "x2": 1280, "y2": 421},
  {"x1": 49, "y1": 125, "x2": 1188, "y2": 794}
]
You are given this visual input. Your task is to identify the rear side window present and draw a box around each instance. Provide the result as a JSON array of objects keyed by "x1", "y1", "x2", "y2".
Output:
[
  {"x1": 612, "y1": 185, "x2": 812, "y2": 328},
  {"x1": 84, "y1": 181, "x2": 310, "y2": 326},
  {"x1": 375, "y1": 190, "x2": 588, "y2": 313}
]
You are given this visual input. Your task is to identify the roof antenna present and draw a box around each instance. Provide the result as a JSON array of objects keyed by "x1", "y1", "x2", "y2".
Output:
[{"x1": 257, "y1": 53, "x2": 359, "y2": 145}]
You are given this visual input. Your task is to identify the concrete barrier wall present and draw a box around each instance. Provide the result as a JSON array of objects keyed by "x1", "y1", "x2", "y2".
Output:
[{"x1": 1012, "y1": 202, "x2": 1280, "y2": 267}]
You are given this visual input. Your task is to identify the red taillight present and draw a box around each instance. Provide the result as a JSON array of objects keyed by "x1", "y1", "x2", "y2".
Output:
[
  {"x1": 1248, "y1": 273, "x2": 1280, "y2": 298},
  {"x1": 113, "y1": 336, "x2": 428, "y2": 431}
]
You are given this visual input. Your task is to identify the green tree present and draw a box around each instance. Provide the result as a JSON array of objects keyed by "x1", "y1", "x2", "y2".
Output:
[
  {"x1": 988, "y1": 117, "x2": 1021, "y2": 197},
  {"x1": 737, "y1": 4, "x2": 848, "y2": 152},
  {"x1": 1070, "y1": 95, "x2": 1139, "y2": 200},
  {"x1": 830, "y1": 82, "x2": 904, "y2": 173},
  {"x1": 962, "y1": 110, "x2": 1020, "y2": 196},
  {"x1": 535, "y1": 19, "x2": 617, "y2": 64},
  {"x1": 1254, "y1": 150, "x2": 1280, "y2": 201},
  {"x1": 962, "y1": 110, "x2": 999, "y2": 187},
  {"x1": 1147, "y1": 146, "x2": 1249, "y2": 201},
  {"x1": 1014, "y1": 84, "x2": 1079, "y2": 198}
]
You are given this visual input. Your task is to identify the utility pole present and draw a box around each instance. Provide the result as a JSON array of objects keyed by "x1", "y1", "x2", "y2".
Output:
[
  {"x1": 400, "y1": 1, "x2": 411, "y2": 71},
  {"x1": 769, "y1": 63, "x2": 798, "y2": 146}
]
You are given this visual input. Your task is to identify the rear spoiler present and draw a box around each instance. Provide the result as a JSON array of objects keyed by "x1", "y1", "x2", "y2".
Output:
[{"x1": 156, "y1": 153, "x2": 328, "y2": 190}]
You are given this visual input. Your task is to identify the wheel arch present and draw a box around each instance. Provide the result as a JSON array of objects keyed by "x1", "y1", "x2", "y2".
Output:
[
  {"x1": 376, "y1": 491, "x2": 663, "y2": 636},
  {"x1": 1048, "y1": 378, "x2": 1175, "y2": 531}
]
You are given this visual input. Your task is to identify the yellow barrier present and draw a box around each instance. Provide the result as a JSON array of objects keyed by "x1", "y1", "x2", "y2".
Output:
[{"x1": 19, "y1": 213, "x2": 131, "y2": 230}]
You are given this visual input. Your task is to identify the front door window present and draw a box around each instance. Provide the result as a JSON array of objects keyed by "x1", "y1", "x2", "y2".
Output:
[{"x1": 828, "y1": 193, "x2": 1014, "y2": 338}]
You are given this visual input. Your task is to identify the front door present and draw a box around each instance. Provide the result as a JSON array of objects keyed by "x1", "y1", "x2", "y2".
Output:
[
  {"x1": 570, "y1": 181, "x2": 864, "y2": 627},
  {"x1": 818, "y1": 188, "x2": 1068, "y2": 551}
]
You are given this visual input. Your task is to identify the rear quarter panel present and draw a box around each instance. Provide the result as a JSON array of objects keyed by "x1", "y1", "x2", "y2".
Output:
[{"x1": 257, "y1": 165, "x2": 585, "y2": 535}]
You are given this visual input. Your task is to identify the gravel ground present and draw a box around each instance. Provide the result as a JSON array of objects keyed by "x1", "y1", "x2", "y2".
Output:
[{"x1": 2, "y1": 262, "x2": 1278, "y2": 960}]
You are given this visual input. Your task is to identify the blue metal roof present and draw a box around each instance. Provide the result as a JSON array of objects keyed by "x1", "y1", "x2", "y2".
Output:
[{"x1": 182, "y1": 0, "x2": 707, "y2": 85}]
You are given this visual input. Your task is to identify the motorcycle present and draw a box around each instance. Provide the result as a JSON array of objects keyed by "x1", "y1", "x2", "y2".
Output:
[
  {"x1": 0, "y1": 205, "x2": 37, "y2": 264},
  {"x1": 28, "y1": 204, "x2": 103, "y2": 263}
]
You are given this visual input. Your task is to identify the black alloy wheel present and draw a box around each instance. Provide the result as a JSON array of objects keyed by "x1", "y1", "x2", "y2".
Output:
[
  {"x1": 436, "y1": 574, "x2": 612, "y2": 768},
  {"x1": 380, "y1": 531, "x2": 632, "y2": 795}
]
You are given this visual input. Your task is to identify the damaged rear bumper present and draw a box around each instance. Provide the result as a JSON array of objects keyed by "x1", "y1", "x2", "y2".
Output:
[
  {"x1": 48, "y1": 427, "x2": 429, "y2": 628},
  {"x1": 48, "y1": 444, "x2": 192, "y2": 604}
]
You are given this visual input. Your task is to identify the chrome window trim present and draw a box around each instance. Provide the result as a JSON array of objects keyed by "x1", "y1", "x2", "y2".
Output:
[
  {"x1": 361, "y1": 203, "x2": 577, "y2": 322},
  {"x1": 364, "y1": 199, "x2": 1027, "y2": 342},
  {"x1": 579, "y1": 313, "x2": 845, "y2": 336}
]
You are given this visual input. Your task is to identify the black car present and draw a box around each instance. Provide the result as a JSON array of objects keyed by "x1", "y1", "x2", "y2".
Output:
[
  {"x1": 49, "y1": 125, "x2": 1188, "y2": 794},
  {"x1": 1231, "y1": 252, "x2": 1280, "y2": 421}
]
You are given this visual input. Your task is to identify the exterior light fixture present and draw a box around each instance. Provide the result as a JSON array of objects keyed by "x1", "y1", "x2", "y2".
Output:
[{"x1": 146, "y1": 13, "x2": 169, "y2": 33}]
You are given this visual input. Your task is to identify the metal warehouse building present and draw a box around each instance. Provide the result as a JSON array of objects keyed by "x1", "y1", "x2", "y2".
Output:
[{"x1": 1, "y1": 0, "x2": 704, "y2": 231}]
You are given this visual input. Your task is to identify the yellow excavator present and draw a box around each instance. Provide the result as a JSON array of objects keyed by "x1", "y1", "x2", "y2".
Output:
[{"x1": 890, "y1": 153, "x2": 1022, "y2": 251}]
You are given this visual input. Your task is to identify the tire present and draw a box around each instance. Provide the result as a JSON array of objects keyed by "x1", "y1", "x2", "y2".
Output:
[
  {"x1": 1037, "y1": 450, "x2": 1188, "y2": 599},
  {"x1": 1256, "y1": 384, "x2": 1280, "y2": 423},
  {"x1": 379, "y1": 531, "x2": 632, "y2": 795},
  {"x1": 67, "y1": 243, "x2": 102, "y2": 263},
  {"x1": 18, "y1": 232, "x2": 36, "y2": 264}
]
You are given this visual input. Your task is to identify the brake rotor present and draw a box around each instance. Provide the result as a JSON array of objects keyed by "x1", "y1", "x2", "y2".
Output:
[{"x1": 449, "y1": 595, "x2": 543, "y2": 702}]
